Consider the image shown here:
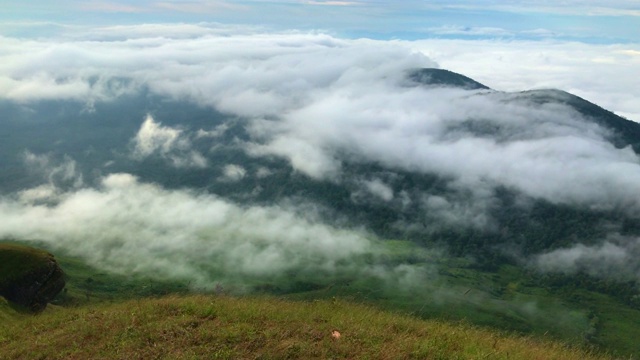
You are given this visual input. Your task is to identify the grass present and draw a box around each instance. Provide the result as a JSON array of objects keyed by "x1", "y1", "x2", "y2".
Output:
[
  {"x1": 277, "y1": 256, "x2": 640, "y2": 357},
  {"x1": 0, "y1": 294, "x2": 608, "y2": 360},
  {"x1": 50, "y1": 255, "x2": 190, "y2": 306},
  {"x1": 0, "y1": 297, "x2": 20, "y2": 323},
  {"x1": 0, "y1": 240, "x2": 191, "y2": 306},
  {"x1": 0, "y1": 240, "x2": 634, "y2": 357}
]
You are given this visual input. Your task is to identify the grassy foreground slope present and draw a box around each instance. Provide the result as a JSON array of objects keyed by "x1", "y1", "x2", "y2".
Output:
[{"x1": 0, "y1": 295, "x2": 607, "y2": 360}]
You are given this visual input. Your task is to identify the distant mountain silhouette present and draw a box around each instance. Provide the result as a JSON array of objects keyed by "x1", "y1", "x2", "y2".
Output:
[{"x1": 408, "y1": 68, "x2": 490, "y2": 90}]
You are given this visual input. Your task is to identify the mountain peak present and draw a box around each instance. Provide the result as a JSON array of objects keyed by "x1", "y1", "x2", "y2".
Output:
[{"x1": 408, "y1": 68, "x2": 491, "y2": 90}]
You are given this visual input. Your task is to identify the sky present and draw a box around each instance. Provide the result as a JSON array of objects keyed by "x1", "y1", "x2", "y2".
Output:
[{"x1": 2, "y1": 0, "x2": 639, "y2": 42}]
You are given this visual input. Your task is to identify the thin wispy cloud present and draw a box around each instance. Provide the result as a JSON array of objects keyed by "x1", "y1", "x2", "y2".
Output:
[
  {"x1": 434, "y1": 0, "x2": 640, "y2": 16},
  {"x1": 154, "y1": 1, "x2": 248, "y2": 12},
  {"x1": 4, "y1": 1, "x2": 638, "y2": 42},
  {"x1": 303, "y1": 1, "x2": 362, "y2": 6},
  {"x1": 79, "y1": 1, "x2": 147, "y2": 13},
  {"x1": 425, "y1": 26, "x2": 514, "y2": 37}
]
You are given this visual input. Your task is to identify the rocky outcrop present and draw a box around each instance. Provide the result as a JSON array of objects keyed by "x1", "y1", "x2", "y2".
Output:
[{"x1": 0, "y1": 244, "x2": 66, "y2": 312}]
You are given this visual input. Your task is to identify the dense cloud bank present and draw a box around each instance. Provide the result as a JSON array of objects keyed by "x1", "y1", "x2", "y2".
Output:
[
  {"x1": 534, "y1": 235, "x2": 640, "y2": 281},
  {"x1": 0, "y1": 173, "x2": 377, "y2": 288},
  {"x1": 413, "y1": 39, "x2": 640, "y2": 121},
  {"x1": 1, "y1": 28, "x2": 637, "y2": 210},
  {"x1": 2, "y1": 25, "x2": 640, "y2": 282}
]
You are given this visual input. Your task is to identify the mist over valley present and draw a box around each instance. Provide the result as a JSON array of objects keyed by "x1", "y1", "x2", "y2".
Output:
[{"x1": 2, "y1": 26, "x2": 640, "y2": 355}]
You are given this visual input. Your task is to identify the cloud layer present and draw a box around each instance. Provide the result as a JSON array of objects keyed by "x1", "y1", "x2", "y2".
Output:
[
  {"x1": 535, "y1": 236, "x2": 640, "y2": 280},
  {"x1": 2, "y1": 26, "x2": 640, "y2": 218},
  {"x1": 1, "y1": 24, "x2": 637, "y2": 119},
  {"x1": 2, "y1": 24, "x2": 640, "y2": 281},
  {"x1": 414, "y1": 39, "x2": 640, "y2": 121},
  {"x1": 0, "y1": 173, "x2": 374, "y2": 288}
]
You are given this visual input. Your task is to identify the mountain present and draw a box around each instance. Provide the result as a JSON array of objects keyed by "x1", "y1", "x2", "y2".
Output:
[
  {"x1": 2, "y1": 68, "x2": 640, "y2": 354},
  {"x1": 2, "y1": 68, "x2": 640, "y2": 267},
  {"x1": 408, "y1": 68, "x2": 491, "y2": 90}
]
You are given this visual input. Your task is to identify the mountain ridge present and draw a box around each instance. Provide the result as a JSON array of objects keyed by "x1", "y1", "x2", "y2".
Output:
[
  {"x1": 408, "y1": 68, "x2": 491, "y2": 90},
  {"x1": 2, "y1": 68, "x2": 640, "y2": 355},
  {"x1": 1, "y1": 68, "x2": 639, "y2": 261}
]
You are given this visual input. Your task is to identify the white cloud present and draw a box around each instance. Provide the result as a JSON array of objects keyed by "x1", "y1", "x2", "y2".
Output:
[
  {"x1": 426, "y1": 25, "x2": 514, "y2": 37},
  {"x1": 2, "y1": 22, "x2": 640, "y2": 290},
  {"x1": 18, "y1": 185, "x2": 59, "y2": 203},
  {"x1": 2, "y1": 24, "x2": 640, "y2": 223},
  {"x1": 196, "y1": 123, "x2": 229, "y2": 139},
  {"x1": 0, "y1": 174, "x2": 374, "y2": 287},
  {"x1": 413, "y1": 39, "x2": 640, "y2": 121},
  {"x1": 362, "y1": 179, "x2": 393, "y2": 201},
  {"x1": 219, "y1": 164, "x2": 247, "y2": 182},
  {"x1": 247, "y1": 136, "x2": 342, "y2": 180},
  {"x1": 2, "y1": 25, "x2": 637, "y2": 121},
  {"x1": 154, "y1": 1, "x2": 247, "y2": 13},
  {"x1": 133, "y1": 114, "x2": 183, "y2": 157},
  {"x1": 23, "y1": 152, "x2": 84, "y2": 190},
  {"x1": 303, "y1": 1, "x2": 361, "y2": 5},
  {"x1": 436, "y1": 0, "x2": 640, "y2": 17},
  {"x1": 132, "y1": 114, "x2": 208, "y2": 168},
  {"x1": 422, "y1": 193, "x2": 495, "y2": 231},
  {"x1": 534, "y1": 237, "x2": 640, "y2": 280},
  {"x1": 256, "y1": 167, "x2": 273, "y2": 178},
  {"x1": 79, "y1": 1, "x2": 146, "y2": 13}
]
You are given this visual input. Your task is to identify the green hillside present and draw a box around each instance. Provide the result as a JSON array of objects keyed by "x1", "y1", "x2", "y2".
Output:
[
  {"x1": 1, "y1": 241, "x2": 632, "y2": 359},
  {"x1": 0, "y1": 294, "x2": 608, "y2": 360},
  {"x1": 0, "y1": 243, "x2": 611, "y2": 359}
]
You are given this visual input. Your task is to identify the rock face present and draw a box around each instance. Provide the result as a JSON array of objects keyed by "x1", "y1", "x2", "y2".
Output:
[{"x1": 0, "y1": 243, "x2": 66, "y2": 312}]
